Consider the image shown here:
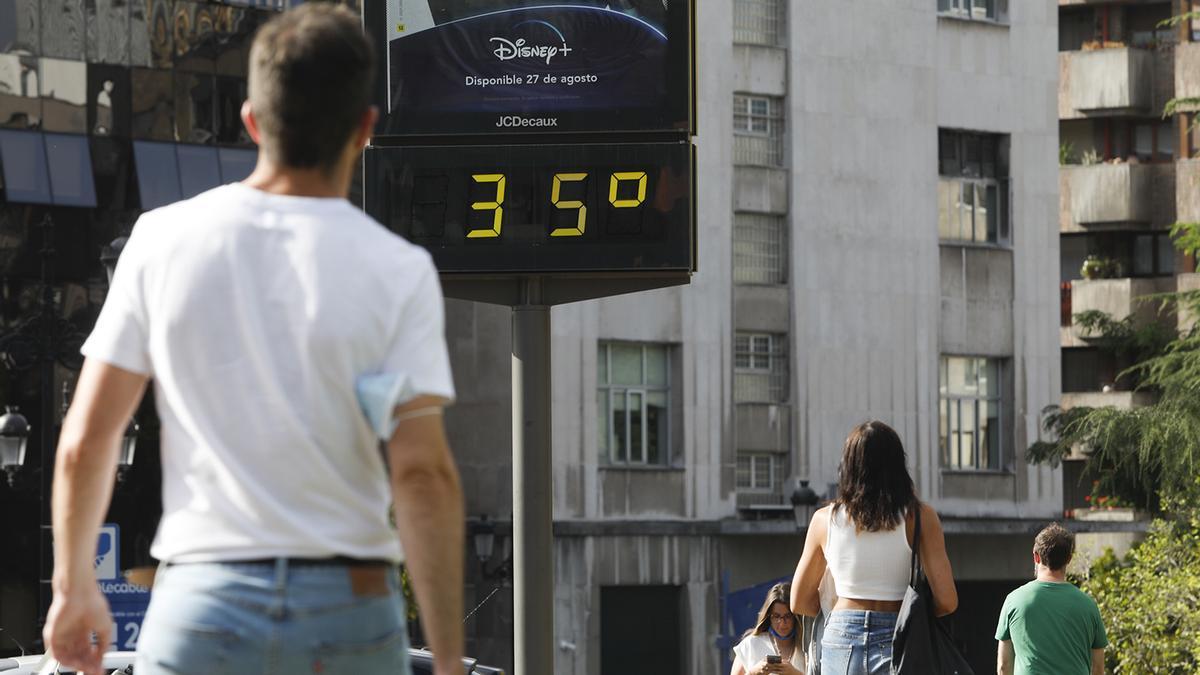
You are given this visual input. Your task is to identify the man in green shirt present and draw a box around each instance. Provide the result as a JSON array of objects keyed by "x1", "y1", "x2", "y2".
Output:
[{"x1": 996, "y1": 523, "x2": 1107, "y2": 675}]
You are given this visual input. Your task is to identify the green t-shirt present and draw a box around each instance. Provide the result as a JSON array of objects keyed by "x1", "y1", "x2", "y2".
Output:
[{"x1": 995, "y1": 580, "x2": 1108, "y2": 675}]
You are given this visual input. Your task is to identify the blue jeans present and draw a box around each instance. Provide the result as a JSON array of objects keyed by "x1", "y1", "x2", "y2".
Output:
[
  {"x1": 820, "y1": 610, "x2": 897, "y2": 675},
  {"x1": 136, "y1": 559, "x2": 411, "y2": 675}
]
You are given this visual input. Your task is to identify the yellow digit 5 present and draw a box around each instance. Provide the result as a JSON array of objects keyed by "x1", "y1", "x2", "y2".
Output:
[
  {"x1": 468, "y1": 173, "x2": 505, "y2": 238},
  {"x1": 609, "y1": 171, "x2": 647, "y2": 207},
  {"x1": 550, "y1": 172, "x2": 588, "y2": 237}
]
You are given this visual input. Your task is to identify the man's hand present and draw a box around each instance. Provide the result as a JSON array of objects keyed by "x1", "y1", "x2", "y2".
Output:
[{"x1": 43, "y1": 581, "x2": 112, "y2": 675}]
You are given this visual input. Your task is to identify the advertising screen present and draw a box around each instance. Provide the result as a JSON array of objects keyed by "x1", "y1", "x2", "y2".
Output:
[{"x1": 377, "y1": 1, "x2": 691, "y2": 136}]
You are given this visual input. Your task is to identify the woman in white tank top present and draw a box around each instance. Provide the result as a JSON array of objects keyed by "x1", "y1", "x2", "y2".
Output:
[{"x1": 787, "y1": 421, "x2": 959, "y2": 675}]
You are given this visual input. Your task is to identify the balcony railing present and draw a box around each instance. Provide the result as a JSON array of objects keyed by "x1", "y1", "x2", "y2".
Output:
[
  {"x1": 1070, "y1": 277, "x2": 1174, "y2": 332},
  {"x1": 1175, "y1": 42, "x2": 1200, "y2": 113},
  {"x1": 1059, "y1": 48, "x2": 1153, "y2": 117},
  {"x1": 1063, "y1": 163, "x2": 1153, "y2": 226}
]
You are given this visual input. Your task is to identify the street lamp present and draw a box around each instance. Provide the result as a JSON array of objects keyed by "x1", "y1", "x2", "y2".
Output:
[
  {"x1": 0, "y1": 405, "x2": 30, "y2": 487},
  {"x1": 471, "y1": 515, "x2": 510, "y2": 581},
  {"x1": 790, "y1": 478, "x2": 820, "y2": 530}
]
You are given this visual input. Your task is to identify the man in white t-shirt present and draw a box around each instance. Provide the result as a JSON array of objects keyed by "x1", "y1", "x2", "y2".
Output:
[{"x1": 42, "y1": 5, "x2": 464, "y2": 675}]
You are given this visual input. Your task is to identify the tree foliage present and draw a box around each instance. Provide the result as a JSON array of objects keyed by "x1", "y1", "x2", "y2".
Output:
[{"x1": 1078, "y1": 514, "x2": 1200, "y2": 674}]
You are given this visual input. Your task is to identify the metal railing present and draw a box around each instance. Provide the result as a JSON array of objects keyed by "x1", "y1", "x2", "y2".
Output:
[
  {"x1": 733, "y1": 0, "x2": 786, "y2": 46},
  {"x1": 734, "y1": 214, "x2": 788, "y2": 284}
]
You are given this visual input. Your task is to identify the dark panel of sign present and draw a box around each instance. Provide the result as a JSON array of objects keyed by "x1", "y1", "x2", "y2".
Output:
[
  {"x1": 364, "y1": 142, "x2": 694, "y2": 273},
  {"x1": 375, "y1": 1, "x2": 691, "y2": 136}
]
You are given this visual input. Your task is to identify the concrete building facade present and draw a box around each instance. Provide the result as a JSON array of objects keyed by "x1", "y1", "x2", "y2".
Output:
[{"x1": 447, "y1": 2, "x2": 1068, "y2": 673}]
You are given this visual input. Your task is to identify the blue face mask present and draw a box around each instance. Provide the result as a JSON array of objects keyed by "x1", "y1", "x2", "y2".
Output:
[{"x1": 769, "y1": 625, "x2": 796, "y2": 640}]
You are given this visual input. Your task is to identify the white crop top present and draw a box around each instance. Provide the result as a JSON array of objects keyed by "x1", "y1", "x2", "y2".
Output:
[{"x1": 824, "y1": 506, "x2": 912, "y2": 601}]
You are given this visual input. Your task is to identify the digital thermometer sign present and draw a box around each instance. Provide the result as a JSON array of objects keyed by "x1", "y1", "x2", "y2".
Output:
[{"x1": 363, "y1": 141, "x2": 693, "y2": 274}]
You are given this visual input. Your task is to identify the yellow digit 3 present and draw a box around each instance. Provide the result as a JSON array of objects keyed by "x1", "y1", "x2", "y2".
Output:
[
  {"x1": 468, "y1": 173, "x2": 505, "y2": 238},
  {"x1": 550, "y1": 172, "x2": 588, "y2": 237}
]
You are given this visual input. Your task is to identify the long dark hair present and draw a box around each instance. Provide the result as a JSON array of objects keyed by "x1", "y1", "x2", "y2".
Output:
[
  {"x1": 835, "y1": 421, "x2": 918, "y2": 532},
  {"x1": 742, "y1": 582, "x2": 799, "y2": 639}
]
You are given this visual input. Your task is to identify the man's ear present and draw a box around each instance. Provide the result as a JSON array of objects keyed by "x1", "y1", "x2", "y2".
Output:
[
  {"x1": 241, "y1": 100, "x2": 262, "y2": 144},
  {"x1": 354, "y1": 105, "x2": 379, "y2": 150},
  {"x1": 1032, "y1": 551, "x2": 1042, "y2": 566}
]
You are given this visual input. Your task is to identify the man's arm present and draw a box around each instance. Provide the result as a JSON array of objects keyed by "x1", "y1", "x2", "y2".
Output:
[
  {"x1": 44, "y1": 359, "x2": 148, "y2": 675},
  {"x1": 387, "y1": 396, "x2": 464, "y2": 675},
  {"x1": 997, "y1": 639, "x2": 1015, "y2": 675},
  {"x1": 1091, "y1": 648, "x2": 1104, "y2": 675}
]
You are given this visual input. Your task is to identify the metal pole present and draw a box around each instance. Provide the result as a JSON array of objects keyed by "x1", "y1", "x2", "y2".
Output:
[{"x1": 511, "y1": 277, "x2": 553, "y2": 675}]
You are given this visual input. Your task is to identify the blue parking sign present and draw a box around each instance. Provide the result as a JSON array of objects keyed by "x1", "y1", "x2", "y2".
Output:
[{"x1": 96, "y1": 523, "x2": 151, "y2": 651}]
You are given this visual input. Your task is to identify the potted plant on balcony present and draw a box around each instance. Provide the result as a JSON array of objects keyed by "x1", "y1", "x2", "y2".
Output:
[
  {"x1": 1080, "y1": 255, "x2": 1122, "y2": 280},
  {"x1": 1075, "y1": 480, "x2": 1148, "y2": 522}
]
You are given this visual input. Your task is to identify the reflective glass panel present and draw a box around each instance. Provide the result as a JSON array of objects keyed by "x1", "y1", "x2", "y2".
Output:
[
  {"x1": 41, "y1": 0, "x2": 86, "y2": 60},
  {"x1": 646, "y1": 391, "x2": 666, "y2": 464},
  {"x1": 0, "y1": 54, "x2": 41, "y2": 129},
  {"x1": 959, "y1": 183, "x2": 974, "y2": 241},
  {"x1": 1133, "y1": 235, "x2": 1154, "y2": 276},
  {"x1": 215, "y1": 8, "x2": 267, "y2": 77},
  {"x1": 90, "y1": 136, "x2": 137, "y2": 210},
  {"x1": 214, "y1": 76, "x2": 248, "y2": 144},
  {"x1": 629, "y1": 391, "x2": 643, "y2": 462},
  {"x1": 174, "y1": 72, "x2": 215, "y2": 143},
  {"x1": 44, "y1": 132, "x2": 97, "y2": 206},
  {"x1": 736, "y1": 454, "x2": 751, "y2": 489},
  {"x1": 39, "y1": 58, "x2": 87, "y2": 133},
  {"x1": 133, "y1": 140, "x2": 181, "y2": 209},
  {"x1": 646, "y1": 345, "x2": 668, "y2": 386},
  {"x1": 597, "y1": 344, "x2": 608, "y2": 385},
  {"x1": 937, "y1": 179, "x2": 956, "y2": 240},
  {"x1": 131, "y1": 68, "x2": 175, "y2": 140},
  {"x1": 217, "y1": 147, "x2": 256, "y2": 183},
  {"x1": 611, "y1": 344, "x2": 642, "y2": 385},
  {"x1": 1158, "y1": 235, "x2": 1176, "y2": 275},
  {"x1": 88, "y1": 65, "x2": 131, "y2": 137},
  {"x1": 612, "y1": 391, "x2": 627, "y2": 462},
  {"x1": 87, "y1": 0, "x2": 131, "y2": 65},
  {"x1": 0, "y1": 129, "x2": 51, "y2": 204},
  {"x1": 2, "y1": 0, "x2": 41, "y2": 54},
  {"x1": 176, "y1": 144, "x2": 220, "y2": 198},
  {"x1": 173, "y1": 1, "x2": 218, "y2": 73}
]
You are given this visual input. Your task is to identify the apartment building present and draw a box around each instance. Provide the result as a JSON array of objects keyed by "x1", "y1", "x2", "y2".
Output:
[
  {"x1": 1057, "y1": 0, "x2": 1199, "y2": 505},
  {"x1": 446, "y1": 1, "x2": 1065, "y2": 673}
]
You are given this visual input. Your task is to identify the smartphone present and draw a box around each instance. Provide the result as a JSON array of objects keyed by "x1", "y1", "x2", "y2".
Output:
[{"x1": 767, "y1": 655, "x2": 782, "y2": 665}]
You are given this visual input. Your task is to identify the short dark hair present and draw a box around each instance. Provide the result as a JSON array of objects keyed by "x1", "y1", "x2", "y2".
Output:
[
  {"x1": 1034, "y1": 523, "x2": 1075, "y2": 570},
  {"x1": 248, "y1": 3, "x2": 375, "y2": 171},
  {"x1": 835, "y1": 420, "x2": 918, "y2": 532}
]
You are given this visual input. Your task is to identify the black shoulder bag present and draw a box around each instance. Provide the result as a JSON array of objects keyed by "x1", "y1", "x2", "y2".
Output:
[{"x1": 891, "y1": 508, "x2": 974, "y2": 675}]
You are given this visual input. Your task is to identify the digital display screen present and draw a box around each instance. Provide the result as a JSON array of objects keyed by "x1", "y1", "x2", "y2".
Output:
[
  {"x1": 363, "y1": 142, "x2": 693, "y2": 273},
  {"x1": 372, "y1": 0, "x2": 692, "y2": 136}
]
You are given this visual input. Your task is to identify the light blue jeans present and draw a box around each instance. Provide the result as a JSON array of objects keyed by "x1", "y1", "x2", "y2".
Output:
[
  {"x1": 820, "y1": 610, "x2": 897, "y2": 675},
  {"x1": 136, "y1": 559, "x2": 410, "y2": 675}
]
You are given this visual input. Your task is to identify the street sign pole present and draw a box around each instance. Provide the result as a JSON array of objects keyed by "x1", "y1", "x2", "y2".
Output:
[{"x1": 512, "y1": 277, "x2": 553, "y2": 675}]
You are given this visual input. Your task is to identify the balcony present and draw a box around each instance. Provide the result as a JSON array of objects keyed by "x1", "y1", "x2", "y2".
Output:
[
  {"x1": 1060, "y1": 390, "x2": 1155, "y2": 411},
  {"x1": 1059, "y1": 48, "x2": 1153, "y2": 118},
  {"x1": 1070, "y1": 277, "x2": 1174, "y2": 334},
  {"x1": 1062, "y1": 163, "x2": 1153, "y2": 227},
  {"x1": 1179, "y1": 159, "x2": 1200, "y2": 225},
  {"x1": 1175, "y1": 42, "x2": 1200, "y2": 113}
]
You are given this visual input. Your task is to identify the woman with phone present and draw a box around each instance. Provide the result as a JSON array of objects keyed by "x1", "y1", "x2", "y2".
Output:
[
  {"x1": 788, "y1": 420, "x2": 959, "y2": 675},
  {"x1": 731, "y1": 582, "x2": 806, "y2": 675}
]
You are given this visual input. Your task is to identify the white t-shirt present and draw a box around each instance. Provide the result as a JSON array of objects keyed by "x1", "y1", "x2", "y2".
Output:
[
  {"x1": 82, "y1": 183, "x2": 455, "y2": 563},
  {"x1": 732, "y1": 633, "x2": 805, "y2": 673}
]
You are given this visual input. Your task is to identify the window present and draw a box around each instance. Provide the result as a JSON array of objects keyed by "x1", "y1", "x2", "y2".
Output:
[
  {"x1": 735, "y1": 332, "x2": 788, "y2": 403},
  {"x1": 1061, "y1": 231, "x2": 1175, "y2": 280},
  {"x1": 939, "y1": 356, "x2": 1005, "y2": 471},
  {"x1": 734, "y1": 94, "x2": 784, "y2": 167},
  {"x1": 937, "y1": 0, "x2": 1008, "y2": 23},
  {"x1": 938, "y1": 130, "x2": 1009, "y2": 245},
  {"x1": 733, "y1": 0, "x2": 786, "y2": 46},
  {"x1": 736, "y1": 451, "x2": 781, "y2": 491},
  {"x1": 0, "y1": 129, "x2": 97, "y2": 206},
  {"x1": 734, "y1": 213, "x2": 787, "y2": 284},
  {"x1": 598, "y1": 342, "x2": 672, "y2": 466},
  {"x1": 134, "y1": 141, "x2": 258, "y2": 209}
]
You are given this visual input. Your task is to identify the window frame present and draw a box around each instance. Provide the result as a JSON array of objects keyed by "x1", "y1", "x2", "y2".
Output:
[
  {"x1": 733, "y1": 0, "x2": 787, "y2": 47},
  {"x1": 736, "y1": 451, "x2": 781, "y2": 492},
  {"x1": 734, "y1": 332, "x2": 789, "y2": 403},
  {"x1": 598, "y1": 342, "x2": 673, "y2": 467},
  {"x1": 938, "y1": 130, "x2": 1011, "y2": 247},
  {"x1": 733, "y1": 213, "x2": 788, "y2": 285},
  {"x1": 936, "y1": 0, "x2": 1009, "y2": 25},
  {"x1": 939, "y1": 356, "x2": 1008, "y2": 472},
  {"x1": 733, "y1": 93, "x2": 785, "y2": 167}
]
